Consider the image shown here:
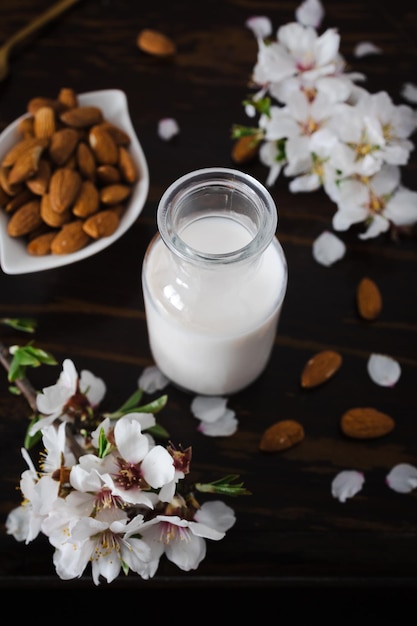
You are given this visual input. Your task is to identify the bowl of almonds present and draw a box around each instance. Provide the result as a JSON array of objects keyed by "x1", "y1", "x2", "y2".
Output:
[{"x1": 0, "y1": 88, "x2": 149, "y2": 274}]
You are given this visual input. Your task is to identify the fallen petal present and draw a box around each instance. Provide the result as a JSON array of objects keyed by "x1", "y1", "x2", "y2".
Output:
[
  {"x1": 157, "y1": 118, "x2": 180, "y2": 141},
  {"x1": 190, "y1": 395, "x2": 228, "y2": 423},
  {"x1": 312, "y1": 231, "x2": 346, "y2": 266},
  {"x1": 331, "y1": 470, "x2": 364, "y2": 502},
  {"x1": 367, "y1": 354, "x2": 401, "y2": 387},
  {"x1": 138, "y1": 366, "x2": 169, "y2": 393},
  {"x1": 401, "y1": 82, "x2": 417, "y2": 104},
  {"x1": 354, "y1": 41, "x2": 383, "y2": 58},
  {"x1": 245, "y1": 16, "x2": 272, "y2": 39},
  {"x1": 198, "y1": 409, "x2": 238, "y2": 437},
  {"x1": 386, "y1": 463, "x2": 417, "y2": 493}
]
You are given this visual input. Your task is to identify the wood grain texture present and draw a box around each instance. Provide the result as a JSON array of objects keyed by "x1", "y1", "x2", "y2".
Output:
[{"x1": 0, "y1": 0, "x2": 416, "y2": 599}]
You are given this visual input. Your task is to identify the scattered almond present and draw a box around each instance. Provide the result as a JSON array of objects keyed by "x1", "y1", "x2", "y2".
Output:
[
  {"x1": 301, "y1": 350, "x2": 342, "y2": 388},
  {"x1": 231, "y1": 135, "x2": 260, "y2": 164},
  {"x1": 357, "y1": 277, "x2": 382, "y2": 320},
  {"x1": 137, "y1": 28, "x2": 176, "y2": 57},
  {"x1": 340, "y1": 407, "x2": 395, "y2": 439},
  {"x1": 259, "y1": 419, "x2": 305, "y2": 452}
]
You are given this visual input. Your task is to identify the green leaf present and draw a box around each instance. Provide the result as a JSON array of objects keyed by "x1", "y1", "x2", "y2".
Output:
[
  {"x1": 1, "y1": 317, "x2": 37, "y2": 333},
  {"x1": 7, "y1": 344, "x2": 57, "y2": 382},
  {"x1": 195, "y1": 474, "x2": 251, "y2": 497},
  {"x1": 144, "y1": 423, "x2": 170, "y2": 439},
  {"x1": 97, "y1": 427, "x2": 112, "y2": 459},
  {"x1": 115, "y1": 388, "x2": 144, "y2": 413},
  {"x1": 24, "y1": 417, "x2": 43, "y2": 449}
]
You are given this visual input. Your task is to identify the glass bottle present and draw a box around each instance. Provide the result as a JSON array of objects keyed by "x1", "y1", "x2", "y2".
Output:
[{"x1": 141, "y1": 167, "x2": 288, "y2": 395}]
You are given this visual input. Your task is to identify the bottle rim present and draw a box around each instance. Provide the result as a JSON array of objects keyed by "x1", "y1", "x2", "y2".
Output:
[{"x1": 157, "y1": 167, "x2": 278, "y2": 265}]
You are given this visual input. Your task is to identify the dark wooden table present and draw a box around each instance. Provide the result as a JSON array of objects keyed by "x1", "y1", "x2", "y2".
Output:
[{"x1": 0, "y1": 0, "x2": 416, "y2": 604}]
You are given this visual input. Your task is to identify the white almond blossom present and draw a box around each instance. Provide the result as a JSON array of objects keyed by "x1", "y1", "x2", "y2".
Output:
[
  {"x1": 331, "y1": 470, "x2": 365, "y2": 502},
  {"x1": 5, "y1": 359, "x2": 244, "y2": 584},
  {"x1": 234, "y1": 0, "x2": 417, "y2": 241}
]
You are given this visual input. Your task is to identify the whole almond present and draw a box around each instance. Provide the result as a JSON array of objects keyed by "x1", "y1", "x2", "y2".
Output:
[
  {"x1": 27, "y1": 96, "x2": 61, "y2": 115},
  {"x1": 259, "y1": 419, "x2": 305, "y2": 452},
  {"x1": 137, "y1": 29, "x2": 176, "y2": 57},
  {"x1": 8, "y1": 144, "x2": 45, "y2": 185},
  {"x1": 100, "y1": 183, "x2": 131, "y2": 205},
  {"x1": 50, "y1": 219, "x2": 91, "y2": 254},
  {"x1": 49, "y1": 128, "x2": 80, "y2": 165},
  {"x1": 83, "y1": 209, "x2": 120, "y2": 238},
  {"x1": 231, "y1": 135, "x2": 260, "y2": 164},
  {"x1": 301, "y1": 350, "x2": 343, "y2": 388},
  {"x1": 357, "y1": 277, "x2": 382, "y2": 320},
  {"x1": 0, "y1": 165, "x2": 22, "y2": 196},
  {"x1": 96, "y1": 165, "x2": 121, "y2": 185},
  {"x1": 2, "y1": 136, "x2": 47, "y2": 168},
  {"x1": 33, "y1": 106, "x2": 56, "y2": 139},
  {"x1": 341, "y1": 407, "x2": 395, "y2": 439},
  {"x1": 4, "y1": 188, "x2": 33, "y2": 213},
  {"x1": 49, "y1": 167, "x2": 82, "y2": 213},
  {"x1": 59, "y1": 106, "x2": 103, "y2": 128},
  {"x1": 40, "y1": 194, "x2": 72, "y2": 227},
  {"x1": 118, "y1": 146, "x2": 138, "y2": 183},
  {"x1": 26, "y1": 159, "x2": 51, "y2": 195},
  {"x1": 97, "y1": 122, "x2": 131, "y2": 145},
  {"x1": 57, "y1": 87, "x2": 78, "y2": 109},
  {"x1": 72, "y1": 180, "x2": 100, "y2": 217},
  {"x1": 89, "y1": 126, "x2": 119, "y2": 165},
  {"x1": 76, "y1": 142, "x2": 96, "y2": 180},
  {"x1": 7, "y1": 200, "x2": 42, "y2": 237},
  {"x1": 27, "y1": 230, "x2": 57, "y2": 255}
]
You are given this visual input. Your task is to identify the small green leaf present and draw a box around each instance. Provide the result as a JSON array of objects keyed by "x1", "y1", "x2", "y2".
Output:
[
  {"x1": 7, "y1": 344, "x2": 57, "y2": 382},
  {"x1": 195, "y1": 474, "x2": 251, "y2": 497},
  {"x1": 97, "y1": 427, "x2": 112, "y2": 459},
  {"x1": 1, "y1": 317, "x2": 37, "y2": 333},
  {"x1": 24, "y1": 417, "x2": 43, "y2": 449},
  {"x1": 144, "y1": 423, "x2": 170, "y2": 439},
  {"x1": 116, "y1": 388, "x2": 144, "y2": 413}
]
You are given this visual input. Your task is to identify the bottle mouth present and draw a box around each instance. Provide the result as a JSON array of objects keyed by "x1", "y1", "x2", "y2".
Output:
[{"x1": 157, "y1": 167, "x2": 278, "y2": 265}]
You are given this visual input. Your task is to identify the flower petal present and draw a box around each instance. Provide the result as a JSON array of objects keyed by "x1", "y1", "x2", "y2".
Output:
[
  {"x1": 190, "y1": 396, "x2": 228, "y2": 423},
  {"x1": 197, "y1": 409, "x2": 238, "y2": 437},
  {"x1": 312, "y1": 230, "x2": 346, "y2": 266},
  {"x1": 295, "y1": 0, "x2": 325, "y2": 28},
  {"x1": 331, "y1": 470, "x2": 364, "y2": 502},
  {"x1": 386, "y1": 463, "x2": 417, "y2": 493},
  {"x1": 245, "y1": 16, "x2": 272, "y2": 39},
  {"x1": 353, "y1": 41, "x2": 383, "y2": 58},
  {"x1": 367, "y1": 354, "x2": 401, "y2": 387},
  {"x1": 138, "y1": 366, "x2": 169, "y2": 393},
  {"x1": 157, "y1": 118, "x2": 180, "y2": 141}
]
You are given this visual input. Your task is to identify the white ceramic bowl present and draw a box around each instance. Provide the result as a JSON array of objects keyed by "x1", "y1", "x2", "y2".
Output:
[{"x1": 0, "y1": 89, "x2": 149, "y2": 274}]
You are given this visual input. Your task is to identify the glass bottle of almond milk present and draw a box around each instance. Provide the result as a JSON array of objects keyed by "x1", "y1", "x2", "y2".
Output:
[{"x1": 141, "y1": 167, "x2": 288, "y2": 395}]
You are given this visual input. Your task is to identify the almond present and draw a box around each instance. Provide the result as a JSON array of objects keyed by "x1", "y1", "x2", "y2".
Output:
[
  {"x1": 7, "y1": 200, "x2": 42, "y2": 237},
  {"x1": 118, "y1": 146, "x2": 138, "y2": 183},
  {"x1": 100, "y1": 183, "x2": 131, "y2": 205},
  {"x1": 5, "y1": 188, "x2": 34, "y2": 213},
  {"x1": 259, "y1": 419, "x2": 305, "y2": 452},
  {"x1": 8, "y1": 144, "x2": 45, "y2": 185},
  {"x1": 57, "y1": 87, "x2": 78, "y2": 110},
  {"x1": 96, "y1": 122, "x2": 131, "y2": 145},
  {"x1": 33, "y1": 106, "x2": 56, "y2": 139},
  {"x1": 27, "y1": 230, "x2": 57, "y2": 255},
  {"x1": 83, "y1": 208, "x2": 120, "y2": 238},
  {"x1": 231, "y1": 135, "x2": 260, "y2": 164},
  {"x1": 49, "y1": 128, "x2": 80, "y2": 165},
  {"x1": 50, "y1": 219, "x2": 91, "y2": 254},
  {"x1": 96, "y1": 164, "x2": 121, "y2": 185},
  {"x1": 26, "y1": 159, "x2": 51, "y2": 195},
  {"x1": 27, "y1": 96, "x2": 61, "y2": 115},
  {"x1": 137, "y1": 28, "x2": 176, "y2": 57},
  {"x1": 357, "y1": 277, "x2": 382, "y2": 321},
  {"x1": 2, "y1": 136, "x2": 47, "y2": 168},
  {"x1": 301, "y1": 350, "x2": 342, "y2": 388},
  {"x1": 88, "y1": 126, "x2": 119, "y2": 165},
  {"x1": 49, "y1": 167, "x2": 82, "y2": 213},
  {"x1": 341, "y1": 407, "x2": 395, "y2": 439},
  {"x1": 76, "y1": 142, "x2": 96, "y2": 180},
  {"x1": 0, "y1": 165, "x2": 22, "y2": 196},
  {"x1": 40, "y1": 194, "x2": 72, "y2": 227},
  {"x1": 60, "y1": 106, "x2": 103, "y2": 128},
  {"x1": 72, "y1": 180, "x2": 100, "y2": 217}
]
